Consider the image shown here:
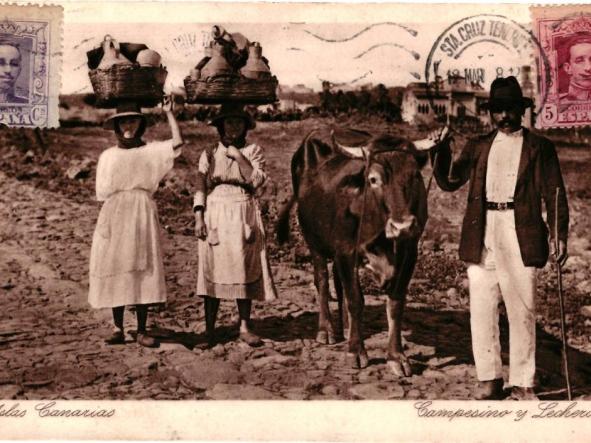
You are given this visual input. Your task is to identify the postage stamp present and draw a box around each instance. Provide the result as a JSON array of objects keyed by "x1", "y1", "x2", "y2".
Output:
[
  {"x1": 0, "y1": 4, "x2": 62, "y2": 128},
  {"x1": 532, "y1": 5, "x2": 591, "y2": 128}
]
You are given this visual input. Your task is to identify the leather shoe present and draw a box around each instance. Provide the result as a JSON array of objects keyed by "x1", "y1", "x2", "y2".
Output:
[
  {"x1": 506, "y1": 386, "x2": 538, "y2": 401},
  {"x1": 474, "y1": 378, "x2": 505, "y2": 400}
]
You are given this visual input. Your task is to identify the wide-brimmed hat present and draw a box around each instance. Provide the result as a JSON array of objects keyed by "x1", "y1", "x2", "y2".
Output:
[
  {"x1": 481, "y1": 76, "x2": 533, "y2": 110},
  {"x1": 103, "y1": 101, "x2": 146, "y2": 130},
  {"x1": 209, "y1": 103, "x2": 256, "y2": 130}
]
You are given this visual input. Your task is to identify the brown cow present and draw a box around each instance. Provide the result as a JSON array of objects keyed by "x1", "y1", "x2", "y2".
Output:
[{"x1": 277, "y1": 129, "x2": 428, "y2": 376}]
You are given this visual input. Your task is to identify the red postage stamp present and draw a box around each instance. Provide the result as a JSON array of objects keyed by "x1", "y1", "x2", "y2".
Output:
[{"x1": 532, "y1": 6, "x2": 591, "y2": 128}]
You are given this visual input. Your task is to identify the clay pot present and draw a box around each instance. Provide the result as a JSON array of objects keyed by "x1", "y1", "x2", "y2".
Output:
[
  {"x1": 97, "y1": 35, "x2": 132, "y2": 69},
  {"x1": 240, "y1": 43, "x2": 271, "y2": 80}
]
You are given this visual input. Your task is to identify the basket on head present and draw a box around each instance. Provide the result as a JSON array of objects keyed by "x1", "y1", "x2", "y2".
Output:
[
  {"x1": 87, "y1": 35, "x2": 168, "y2": 108},
  {"x1": 184, "y1": 75, "x2": 278, "y2": 105},
  {"x1": 183, "y1": 25, "x2": 278, "y2": 105}
]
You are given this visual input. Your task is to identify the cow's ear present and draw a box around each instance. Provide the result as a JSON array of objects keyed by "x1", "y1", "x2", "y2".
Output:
[{"x1": 339, "y1": 171, "x2": 365, "y2": 216}]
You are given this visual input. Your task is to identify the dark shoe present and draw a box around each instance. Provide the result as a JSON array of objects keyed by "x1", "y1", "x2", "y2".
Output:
[
  {"x1": 239, "y1": 330, "x2": 263, "y2": 347},
  {"x1": 195, "y1": 331, "x2": 217, "y2": 350},
  {"x1": 137, "y1": 333, "x2": 159, "y2": 348},
  {"x1": 105, "y1": 330, "x2": 125, "y2": 345},
  {"x1": 506, "y1": 386, "x2": 538, "y2": 401},
  {"x1": 474, "y1": 378, "x2": 505, "y2": 400}
]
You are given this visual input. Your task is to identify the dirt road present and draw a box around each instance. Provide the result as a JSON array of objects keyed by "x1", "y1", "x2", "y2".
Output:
[{"x1": 1, "y1": 120, "x2": 591, "y2": 400}]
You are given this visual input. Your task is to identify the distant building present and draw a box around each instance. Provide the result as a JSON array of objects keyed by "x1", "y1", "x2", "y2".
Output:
[{"x1": 402, "y1": 76, "x2": 489, "y2": 127}]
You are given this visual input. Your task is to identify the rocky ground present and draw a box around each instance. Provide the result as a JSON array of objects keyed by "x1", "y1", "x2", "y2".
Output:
[{"x1": 0, "y1": 119, "x2": 590, "y2": 400}]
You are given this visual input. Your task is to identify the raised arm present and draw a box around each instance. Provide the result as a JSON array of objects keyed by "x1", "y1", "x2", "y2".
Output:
[
  {"x1": 432, "y1": 137, "x2": 475, "y2": 192},
  {"x1": 162, "y1": 96, "x2": 183, "y2": 150}
]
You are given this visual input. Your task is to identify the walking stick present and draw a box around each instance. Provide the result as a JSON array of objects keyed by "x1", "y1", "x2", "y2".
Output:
[{"x1": 554, "y1": 187, "x2": 572, "y2": 400}]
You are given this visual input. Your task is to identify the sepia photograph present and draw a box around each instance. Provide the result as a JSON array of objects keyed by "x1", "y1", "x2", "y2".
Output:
[{"x1": 1, "y1": 1, "x2": 591, "y2": 441}]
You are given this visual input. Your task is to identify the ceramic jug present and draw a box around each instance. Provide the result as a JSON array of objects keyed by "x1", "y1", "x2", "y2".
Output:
[
  {"x1": 97, "y1": 35, "x2": 132, "y2": 69},
  {"x1": 200, "y1": 42, "x2": 234, "y2": 79},
  {"x1": 240, "y1": 43, "x2": 271, "y2": 80}
]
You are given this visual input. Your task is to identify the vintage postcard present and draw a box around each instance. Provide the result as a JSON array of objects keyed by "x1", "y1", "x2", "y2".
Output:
[{"x1": 1, "y1": 1, "x2": 591, "y2": 441}]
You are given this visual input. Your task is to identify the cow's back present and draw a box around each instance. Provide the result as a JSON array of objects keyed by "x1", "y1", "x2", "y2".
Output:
[{"x1": 292, "y1": 133, "x2": 365, "y2": 257}]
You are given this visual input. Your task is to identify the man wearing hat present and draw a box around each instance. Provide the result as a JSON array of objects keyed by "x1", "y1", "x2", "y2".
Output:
[
  {"x1": 431, "y1": 76, "x2": 569, "y2": 400},
  {"x1": 560, "y1": 33, "x2": 591, "y2": 101}
]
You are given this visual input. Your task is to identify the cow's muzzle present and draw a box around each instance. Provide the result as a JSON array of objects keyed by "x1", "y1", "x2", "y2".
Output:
[{"x1": 385, "y1": 215, "x2": 418, "y2": 239}]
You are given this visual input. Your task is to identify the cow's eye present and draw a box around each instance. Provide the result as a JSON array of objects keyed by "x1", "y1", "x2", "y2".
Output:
[{"x1": 368, "y1": 172, "x2": 382, "y2": 187}]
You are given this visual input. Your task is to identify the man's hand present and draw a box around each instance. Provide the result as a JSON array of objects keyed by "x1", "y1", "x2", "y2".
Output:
[
  {"x1": 195, "y1": 212, "x2": 207, "y2": 240},
  {"x1": 414, "y1": 126, "x2": 451, "y2": 151},
  {"x1": 551, "y1": 239, "x2": 568, "y2": 267}
]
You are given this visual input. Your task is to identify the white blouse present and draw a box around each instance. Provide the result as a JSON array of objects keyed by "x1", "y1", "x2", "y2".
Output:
[
  {"x1": 96, "y1": 140, "x2": 179, "y2": 201},
  {"x1": 193, "y1": 142, "x2": 267, "y2": 207}
]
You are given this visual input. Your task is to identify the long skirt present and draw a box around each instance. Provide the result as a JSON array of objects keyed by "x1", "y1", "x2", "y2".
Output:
[
  {"x1": 88, "y1": 189, "x2": 167, "y2": 308},
  {"x1": 196, "y1": 185, "x2": 277, "y2": 301}
]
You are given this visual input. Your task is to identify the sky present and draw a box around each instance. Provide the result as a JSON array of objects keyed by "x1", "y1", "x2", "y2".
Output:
[{"x1": 61, "y1": 2, "x2": 534, "y2": 94}]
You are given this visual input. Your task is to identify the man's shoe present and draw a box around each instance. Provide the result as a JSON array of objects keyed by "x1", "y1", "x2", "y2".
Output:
[
  {"x1": 474, "y1": 378, "x2": 505, "y2": 400},
  {"x1": 506, "y1": 386, "x2": 538, "y2": 401}
]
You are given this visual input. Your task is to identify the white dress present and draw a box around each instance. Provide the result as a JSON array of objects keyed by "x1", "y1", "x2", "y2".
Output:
[
  {"x1": 194, "y1": 142, "x2": 277, "y2": 301},
  {"x1": 88, "y1": 140, "x2": 179, "y2": 309}
]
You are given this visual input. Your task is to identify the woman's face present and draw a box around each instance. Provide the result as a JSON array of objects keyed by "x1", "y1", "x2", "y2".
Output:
[
  {"x1": 223, "y1": 117, "x2": 247, "y2": 141},
  {"x1": 116, "y1": 116, "x2": 144, "y2": 139}
]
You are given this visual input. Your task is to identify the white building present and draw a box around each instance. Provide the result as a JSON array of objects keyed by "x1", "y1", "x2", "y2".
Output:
[{"x1": 402, "y1": 76, "x2": 489, "y2": 127}]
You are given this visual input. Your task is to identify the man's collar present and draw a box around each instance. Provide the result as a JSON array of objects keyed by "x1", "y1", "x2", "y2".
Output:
[
  {"x1": 567, "y1": 81, "x2": 591, "y2": 100},
  {"x1": 494, "y1": 128, "x2": 523, "y2": 141}
]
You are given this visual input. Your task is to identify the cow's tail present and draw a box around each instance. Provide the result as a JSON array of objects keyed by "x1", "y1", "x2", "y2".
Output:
[{"x1": 276, "y1": 194, "x2": 296, "y2": 245}]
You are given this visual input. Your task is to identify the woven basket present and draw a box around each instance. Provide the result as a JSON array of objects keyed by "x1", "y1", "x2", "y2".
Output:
[
  {"x1": 89, "y1": 64, "x2": 167, "y2": 107},
  {"x1": 184, "y1": 75, "x2": 278, "y2": 104}
]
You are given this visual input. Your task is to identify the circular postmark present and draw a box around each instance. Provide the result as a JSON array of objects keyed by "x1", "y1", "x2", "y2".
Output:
[{"x1": 424, "y1": 14, "x2": 551, "y2": 120}]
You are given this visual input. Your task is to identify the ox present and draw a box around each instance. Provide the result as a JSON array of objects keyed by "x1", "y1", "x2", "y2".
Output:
[{"x1": 277, "y1": 129, "x2": 428, "y2": 376}]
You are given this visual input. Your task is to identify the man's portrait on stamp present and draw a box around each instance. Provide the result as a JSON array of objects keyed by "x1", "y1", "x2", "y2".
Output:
[
  {"x1": 0, "y1": 34, "x2": 32, "y2": 105},
  {"x1": 557, "y1": 32, "x2": 591, "y2": 102}
]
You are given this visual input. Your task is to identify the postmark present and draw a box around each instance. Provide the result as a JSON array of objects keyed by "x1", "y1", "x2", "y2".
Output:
[
  {"x1": 424, "y1": 14, "x2": 551, "y2": 127},
  {"x1": 0, "y1": 4, "x2": 62, "y2": 128},
  {"x1": 532, "y1": 5, "x2": 591, "y2": 128}
]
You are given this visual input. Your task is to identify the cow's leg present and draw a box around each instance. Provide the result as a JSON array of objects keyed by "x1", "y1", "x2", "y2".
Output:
[
  {"x1": 386, "y1": 241, "x2": 417, "y2": 377},
  {"x1": 312, "y1": 251, "x2": 336, "y2": 345},
  {"x1": 333, "y1": 266, "x2": 346, "y2": 342},
  {"x1": 334, "y1": 253, "x2": 368, "y2": 369}
]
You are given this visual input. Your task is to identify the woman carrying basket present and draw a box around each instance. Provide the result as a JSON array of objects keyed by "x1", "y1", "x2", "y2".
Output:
[
  {"x1": 194, "y1": 104, "x2": 277, "y2": 348},
  {"x1": 88, "y1": 97, "x2": 183, "y2": 347}
]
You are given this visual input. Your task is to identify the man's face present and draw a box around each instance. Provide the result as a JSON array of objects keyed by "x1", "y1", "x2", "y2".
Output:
[
  {"x1": 564, "y1": 42, "x2": 591, "y2": 89},
  {"x1": 0, "y1": 44, "x2": 21, "y2": 93},
  {"x1": 490, "y1": 104, "x2": 524, "y2": 134}
]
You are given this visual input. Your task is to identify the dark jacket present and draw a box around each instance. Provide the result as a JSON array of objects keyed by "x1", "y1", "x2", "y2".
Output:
[{"x1": 433, "y1": 128, "x2": 568, "y2": 268}]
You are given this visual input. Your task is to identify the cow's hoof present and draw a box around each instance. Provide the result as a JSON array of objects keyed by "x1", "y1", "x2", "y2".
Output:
[
  {"x1": 387, "y1": 354, "x2": 412, "y2": 377},
  {"x1": 316, "y1": 330, "x2": 337, "y2": 345},
  {"x1": 346, "y1": 350, "x2": 369, "y2": 369}
]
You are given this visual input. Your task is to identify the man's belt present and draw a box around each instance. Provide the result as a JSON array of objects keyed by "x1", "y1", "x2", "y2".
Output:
[{"x1": 486, "y1": 201, "x2": 515, "y2": 210}]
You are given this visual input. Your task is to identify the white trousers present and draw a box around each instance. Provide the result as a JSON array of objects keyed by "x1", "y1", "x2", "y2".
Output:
[{"x1": 467, "y1": 210, "x2": 536, "y2": 388}]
